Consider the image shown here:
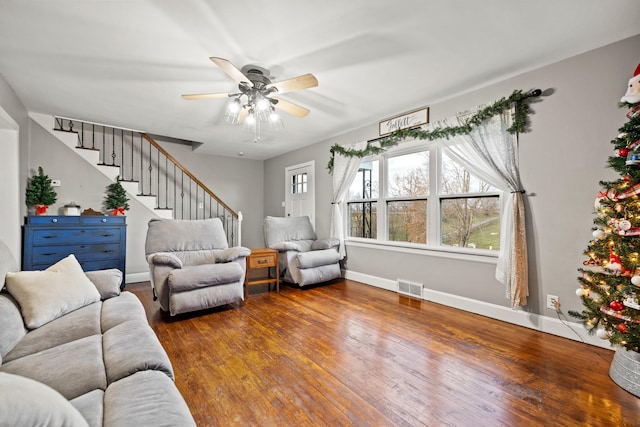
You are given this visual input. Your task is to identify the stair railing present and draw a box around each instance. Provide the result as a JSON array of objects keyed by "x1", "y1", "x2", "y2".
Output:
[{"x1": 53, "y1": 117, "x2": 241, "y2": 246}]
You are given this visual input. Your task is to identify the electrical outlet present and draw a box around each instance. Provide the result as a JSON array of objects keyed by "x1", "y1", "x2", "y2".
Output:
[
  {"x1": 51, "y1": 179, "x2": 61, "y2": 187},
  {"x1": 547, "y1": 294, "x2": 559, "y2": 310}
]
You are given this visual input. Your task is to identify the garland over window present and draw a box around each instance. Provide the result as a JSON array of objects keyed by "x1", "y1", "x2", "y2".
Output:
[{"x1": 327, "y1": 89, "x2": 541, "y2": 173}]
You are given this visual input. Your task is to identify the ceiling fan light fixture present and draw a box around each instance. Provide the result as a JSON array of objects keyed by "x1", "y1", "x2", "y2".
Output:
[
  {"x1": 245, "y1": 109, "x2": 256, "y2": 126},
  {"x1": 268, "y1": 109, "x2": 283, "y2": 131},
  {"x1": 223, "y1": 97, "x2": 242, "y2": 124},
  {"x1": 255, "y1": 96, "x2": 270, "y2": 112},
  {"x1": 228, "y1": 97, "x2": 241, "y2": 113}
]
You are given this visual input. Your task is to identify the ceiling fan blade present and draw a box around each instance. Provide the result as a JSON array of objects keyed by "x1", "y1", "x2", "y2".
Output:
[
  {"x1": 272, "y1": 97, "x2": 310, "y2": 118},
  {"x1": 267, "y1": 73, "x2": 318, "y2": 94},
  {"x1": 209, "y1": 57, "x2": 253, "y2": 87},
  {"x1": 181, "y1": 92, "x2": 231, "y2": 100}
]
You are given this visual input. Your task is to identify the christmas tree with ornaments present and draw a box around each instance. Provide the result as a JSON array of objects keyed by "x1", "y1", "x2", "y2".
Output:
[{"x1": 570, "y1": 63, "x2": 640, "y2": 352}]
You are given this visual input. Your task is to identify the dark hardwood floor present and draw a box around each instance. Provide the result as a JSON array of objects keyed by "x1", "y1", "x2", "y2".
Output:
[{"x1": 128, "y1": 279, "x2": 640, "y2": 427}]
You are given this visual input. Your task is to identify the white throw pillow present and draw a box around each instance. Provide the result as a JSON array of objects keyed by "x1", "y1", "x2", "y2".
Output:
[
  {"x1": 0, "y1": 372, "x2": 89, "y2": 426},
  {"x1": 5, "y1": 255, "x2": 100, "y2": 329}
]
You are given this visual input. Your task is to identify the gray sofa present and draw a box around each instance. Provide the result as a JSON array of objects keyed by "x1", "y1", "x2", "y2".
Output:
[
  {"x1": 0, "y1": 239, "x2": 196, "y2": 427},
  {"x1": 264, "y1": 216, "x2": 341, "y2": 286}
]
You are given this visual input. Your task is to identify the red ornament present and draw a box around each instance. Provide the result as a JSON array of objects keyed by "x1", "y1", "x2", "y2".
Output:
[
  {"x1": 610, "y1": 301, "x2": 624, "y2": 311},
  {"x1": 625, "y1": 175, "x2": 631, "y2": 183},
  {"x1": 619, "y1": 148, "x2": 630, "y2": 157},
  {"x1": 618, "y1": 323, "x2": 628, "y2": 334}
]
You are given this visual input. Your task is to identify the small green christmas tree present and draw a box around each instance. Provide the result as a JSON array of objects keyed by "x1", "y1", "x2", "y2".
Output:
[
  {"x1": 104, "y1": 179, "x2": 129, "y2": 215},
  {"x1": 25, "y1": 166, "x2": 57, "y2": 209}
]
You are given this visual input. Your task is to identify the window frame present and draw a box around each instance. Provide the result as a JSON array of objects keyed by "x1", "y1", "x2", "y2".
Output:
[{"x1": 344, "y1": 139, "x2": 501, "y2": 259}]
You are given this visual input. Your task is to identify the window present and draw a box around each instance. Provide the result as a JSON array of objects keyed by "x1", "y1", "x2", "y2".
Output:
[
  {"x1": 346, "y1": 144, "x2": 501, "y2": 252},
  {"x1": 387, "y1": 151, "x2": 428, "y2": 243},
  {"x1": 291, "y1": 172, "x2": 307, "y2": 194},
  {"x1": 347, "y1": 161, "x2": 378, "y2": 238},
  {"x1": 440, "y1": 153, "x2": 500, "y2": 250}
]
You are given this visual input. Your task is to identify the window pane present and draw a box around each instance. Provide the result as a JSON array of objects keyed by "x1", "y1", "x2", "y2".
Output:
[
  {"x1": 441, "y1": 197, "x2": 500, "y2": 250},
  {"x1": 291, "y1": 173, "x2": 308, "y2": 194},
  {"x1": 349, "y1": 161, "x2": 379, "y2": 200},
  {"x1": 441, "y1": 153, "x2": 498, "y2": 194},
  {"x1": 388, "y1": 152, "x2": 429, "y2": 197},
  {"x1": 387, "y1": 200, "x2": 427, "y2": 243},
  {"x1": 348, "y1": 202, "x2": 377, "y2": 238}
]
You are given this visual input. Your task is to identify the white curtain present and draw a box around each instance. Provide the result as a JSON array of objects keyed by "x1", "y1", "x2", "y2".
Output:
[
  {"x1": 330, "y1": 141, "x2": 368, "y2": 259},
  {"x1": 441, "y1": 109, "x2": 528, "y2": 308}
]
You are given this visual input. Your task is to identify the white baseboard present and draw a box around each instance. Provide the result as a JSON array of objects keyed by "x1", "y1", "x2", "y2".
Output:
[
  {"x1": 125, "y1": 272, "x2": 150, "y2": 284},
  {"x1": 344, "y1": 270, "x2": 613, "y2": 351}
]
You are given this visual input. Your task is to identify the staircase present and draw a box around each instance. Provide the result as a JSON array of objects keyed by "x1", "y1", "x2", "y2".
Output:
[{"x1": 29, "y1": 112, "x2": 241, "y2": 246}]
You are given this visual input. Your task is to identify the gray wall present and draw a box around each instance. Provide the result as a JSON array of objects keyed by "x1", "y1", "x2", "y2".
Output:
[
  {"x1": 0, "y1": 73, "x2": 29, "y2": 263},
  {"x1": 263, "y1": 34, "x2": 640, "y2": 318}
]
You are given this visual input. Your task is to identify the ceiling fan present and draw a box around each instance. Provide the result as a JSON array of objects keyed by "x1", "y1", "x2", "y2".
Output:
[{"x1": 182, "y1": 57, "x2": 318, "y2": 127}]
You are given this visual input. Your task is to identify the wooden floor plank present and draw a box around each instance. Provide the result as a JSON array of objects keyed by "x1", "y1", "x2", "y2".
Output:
[{"x1": 128, "y1": 279, "x2": 640, "y2": 427}]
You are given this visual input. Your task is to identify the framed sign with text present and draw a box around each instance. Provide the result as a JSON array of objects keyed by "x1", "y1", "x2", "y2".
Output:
[{"x1": 378, "y1": 107, "x2": 429, "y2": 136}]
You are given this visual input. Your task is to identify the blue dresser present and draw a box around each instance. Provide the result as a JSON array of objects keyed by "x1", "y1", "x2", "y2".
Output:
[{"x1": 23, "y1": 215, "x2": 127, "y2": 282}]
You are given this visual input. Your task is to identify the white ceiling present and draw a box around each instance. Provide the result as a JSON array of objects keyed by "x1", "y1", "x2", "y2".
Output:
[{"x1": 1, "y1": 1, "x2": 640, "y2": 160}]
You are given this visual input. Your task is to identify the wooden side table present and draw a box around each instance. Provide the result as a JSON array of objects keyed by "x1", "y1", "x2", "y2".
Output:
[{"x1": 245, "y1": 248, "x2": 279, "y2": 299}]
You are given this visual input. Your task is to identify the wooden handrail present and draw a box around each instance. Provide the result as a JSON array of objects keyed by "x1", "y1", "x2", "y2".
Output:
[{"x1": 139, "y1": 133, "x2": 238, "y2": 218}]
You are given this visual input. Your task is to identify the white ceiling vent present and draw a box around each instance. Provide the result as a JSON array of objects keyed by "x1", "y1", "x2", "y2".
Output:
[{"x1": 397, "y1": 279, "x2": 423, "y2": 299}]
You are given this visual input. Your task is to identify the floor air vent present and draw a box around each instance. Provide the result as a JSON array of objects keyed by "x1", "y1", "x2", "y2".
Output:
[{"x1": 397, "y1": 279, "x2": 423, "y2": 299}]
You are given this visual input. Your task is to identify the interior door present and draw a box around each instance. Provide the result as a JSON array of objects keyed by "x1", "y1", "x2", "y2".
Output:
[{"x1": 285, "y1": 161, "x2": 315, "y2": 228}]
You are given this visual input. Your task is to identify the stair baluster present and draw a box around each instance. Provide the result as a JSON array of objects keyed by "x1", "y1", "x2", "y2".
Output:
[{"x1": 51, "y1": 116, "x2": 239, "y2": 245}]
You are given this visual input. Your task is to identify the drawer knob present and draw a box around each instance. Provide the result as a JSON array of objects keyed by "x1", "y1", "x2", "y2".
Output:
[
  {"x1": 101, "y1": 218, "x2": 107, "y2": 223},
  {"x1": 51, "y1": 218, "x2": 58, "y2": 223}
]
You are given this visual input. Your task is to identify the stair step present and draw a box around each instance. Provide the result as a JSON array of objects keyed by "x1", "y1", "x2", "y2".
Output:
[
  {"x1": 119, "y1": 181, "x2": 139, "y2": 195},
  {"x1": 96, "y1": 164, "x2": 120, "y2": 181},
  {"x1": 136, "y1": 194, "x2": 158, "y2": 210}
]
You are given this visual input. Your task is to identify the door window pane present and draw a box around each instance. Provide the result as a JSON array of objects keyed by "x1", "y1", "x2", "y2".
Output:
[{"x1": 291, "y1": 173, "x2": 308, "y2": 194}]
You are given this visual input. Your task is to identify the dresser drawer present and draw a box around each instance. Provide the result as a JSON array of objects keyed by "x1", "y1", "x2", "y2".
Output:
[
  {"x1": 25, "y1": 216, "x2": 126, "y2": 225},
  {"x1": 31, "y1": 259, "x2": 122, "y2": 272},
  {"x1": 31, "y1": 243, "x2": 121, "y2": 264},
  {"x1": 31, "y1": 227, "x2": 122, "y2": 245}
]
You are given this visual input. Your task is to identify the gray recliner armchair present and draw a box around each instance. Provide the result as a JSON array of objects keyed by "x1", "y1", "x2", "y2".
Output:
[
  {"x1": 145, "y1": 218, "x2": 250, "y2": 316},
  {"x1": 264, "y1": 216, "x2": 341, "y2": 287}
]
